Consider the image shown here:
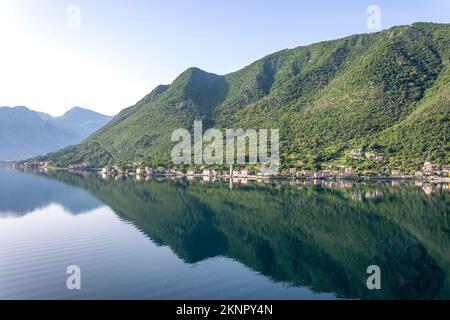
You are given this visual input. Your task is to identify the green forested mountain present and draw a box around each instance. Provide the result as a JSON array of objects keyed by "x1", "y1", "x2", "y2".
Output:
[{"x1": 40, "y1": 23, "x2": 450, "y2": 172}]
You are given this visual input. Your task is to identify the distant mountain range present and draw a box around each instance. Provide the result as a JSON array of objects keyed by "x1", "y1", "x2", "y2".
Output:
[
  {"x1": 37, "y1": 23, "x2": 450, "y2": 171},
  {"x1": 0, "y1": 106, "x2": 112, "y2": 161}
]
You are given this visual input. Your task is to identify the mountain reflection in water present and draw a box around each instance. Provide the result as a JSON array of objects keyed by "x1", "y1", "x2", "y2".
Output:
[{"x1": 0, "y1": 168, "x2": 449, "y2": 299}]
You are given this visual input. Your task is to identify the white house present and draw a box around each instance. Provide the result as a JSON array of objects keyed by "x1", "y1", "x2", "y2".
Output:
[{"x1": 145, "y1": 166, "x2": 153, "y2": 176}]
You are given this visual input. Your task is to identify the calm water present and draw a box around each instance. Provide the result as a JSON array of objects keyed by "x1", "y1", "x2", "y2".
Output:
[{"x1": 0, "y1": 167, "x2": 449, "y2": 300}]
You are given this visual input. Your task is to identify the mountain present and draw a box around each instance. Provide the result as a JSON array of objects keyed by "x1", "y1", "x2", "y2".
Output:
[
  {"x1": 0, "y1": 106, "x2": 77, "y2": 161},
  {"x1": 0, "y1": 106, "x2": 112, "y2": 161},
  {"x1": 40, "y1": 23, "x2": 450, "y2": 172},
  {"x1": 37, "y1": 111, "x2": 53, "y2": 121},
  {"x1": 48, "y1": 107, "x2": 113, "y2": 139}
]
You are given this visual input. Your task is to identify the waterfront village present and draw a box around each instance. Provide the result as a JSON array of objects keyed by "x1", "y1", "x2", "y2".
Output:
[
  {"x1": 9, "y1": 146, "x2": 448, "y2": 183},
  {"x1": 91, "y1": 161, "x2": 449, "y2": 182},
  {"x1": 14, "y1": 156, "x2": 450, "y2": 183},
  {"x1": 6, "y1": 156, "x2": 449, "y2": 196}
]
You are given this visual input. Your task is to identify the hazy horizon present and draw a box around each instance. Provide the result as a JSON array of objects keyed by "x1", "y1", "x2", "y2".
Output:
[{"x1": 1, "y1": 0, "x2": 449, "y2": 117}]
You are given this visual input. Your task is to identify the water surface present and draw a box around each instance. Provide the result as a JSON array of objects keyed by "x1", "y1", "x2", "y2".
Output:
[{"x1": 0, "y1": 168, "x2": 449, "y2": 299}]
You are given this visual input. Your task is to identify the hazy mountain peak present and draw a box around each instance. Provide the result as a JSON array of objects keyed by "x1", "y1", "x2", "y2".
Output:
[
  {"x1": 0, "y1": 106, "x2": 112, "y2": 161},
  {"x1": 0, "y1": 106, "x2": 32, "y2": 113},
  {"x1": 49, "y1": 107, "x2": 112, "y2": 140},
  {"x1": 61, "y1": 106, "x2": 109, "y2": 118}
]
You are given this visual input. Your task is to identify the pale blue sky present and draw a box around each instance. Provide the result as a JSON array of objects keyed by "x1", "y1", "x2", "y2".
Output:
[{"x1": 1, "y1": 0, "x2": 449, "y2": 116}]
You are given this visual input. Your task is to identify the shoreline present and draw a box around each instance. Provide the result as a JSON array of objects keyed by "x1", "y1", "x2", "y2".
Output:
[{"x1": 7, "y1": 164, "x2": 449, "y2": 183}]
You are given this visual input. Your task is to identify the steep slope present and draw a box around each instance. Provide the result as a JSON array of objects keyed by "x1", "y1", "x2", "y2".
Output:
[
  {"x1": 373, "y1": 55, "x2": 450, "y2": 169},
  {"x1": 44, "y1": 69, "x2": 228, "y2": 165},
  {"x1": 40, "y1": 23, "x2": 450, "y2": 171}
]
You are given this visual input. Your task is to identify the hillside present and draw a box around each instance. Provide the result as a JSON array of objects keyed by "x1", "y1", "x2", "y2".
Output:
[
  {"x1": 40, "y1": 23, "x2": 450, "y2": 172},
  {"x1": 0, "y1": 106, "x2": 112, "y2": 161}
]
